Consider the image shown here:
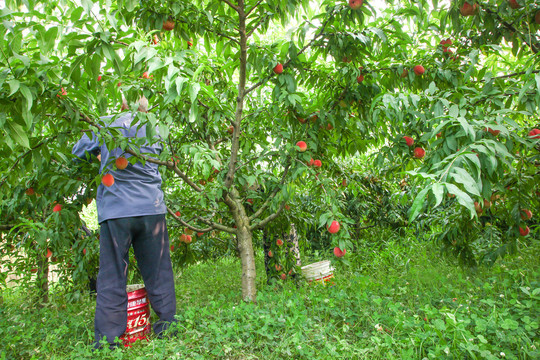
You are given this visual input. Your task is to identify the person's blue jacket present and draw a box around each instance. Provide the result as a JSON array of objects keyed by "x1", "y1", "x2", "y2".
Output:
[{"x1": 72, "y1": 112, "x2": 166, "y2": 223}]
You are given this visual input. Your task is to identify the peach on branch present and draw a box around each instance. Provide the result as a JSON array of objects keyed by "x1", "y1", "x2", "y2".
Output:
[
  {"x1": 413, "y1": 147, "x2": 425, "y2": 159},
  {"x1": 328, "y1": 220, "x2": 340, "y2": 234},
  {"x1": 115, "y1": 157, "x2": 128, "y2": 170},
  {"x1": 460, "y1": 2, "x2": 479, "y2": 16},
  {"x1": 102, "y1": 173, "x2": 114, "y2": 187},
  {"x1": 413, "y1": 65, "x2": 425, "y2": 76},
  {"x1": 403, "y1": 136, "x2": 414, "y2": 147},
  {"x1": 333, "y1": 247, "x2": 346, "y2": 257},
  {"x1": 349, "y1": 0, "x2": 363, "y2": 10},
  {"x1": 162, "y1": 19, "x2": 175, "y2": 31},
  {"x1": 296, "y1": 141, "x2": 307, "y2": 152},
  {"x1": 521, "y1": 209, "x2": 532, "y2": 220},
  {"x1": 528, "y1": 128, "x2": 540, "y2": 139}
]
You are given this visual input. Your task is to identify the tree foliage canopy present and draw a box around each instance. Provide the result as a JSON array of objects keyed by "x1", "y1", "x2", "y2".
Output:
[{"x1": 1, "y1": 0, "x2": 538, "y2": 299}]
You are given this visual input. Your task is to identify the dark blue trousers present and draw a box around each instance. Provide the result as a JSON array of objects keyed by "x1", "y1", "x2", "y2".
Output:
[{"x1": 94, "y1": 214, "x2": 176, "y2": 346}]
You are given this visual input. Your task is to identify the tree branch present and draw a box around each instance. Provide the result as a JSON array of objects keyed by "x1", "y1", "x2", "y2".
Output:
[
  {"x1": 249, "y1": 162, "x2": 291, "y2": 224},
  {"x1": 482, "y1": 7, "x2": 539, "y2": 54},
  {"x1": 250, "y1": 201, "x2": 287, "y2": 231},
  {"x1": 246, "y1": 13, "x2": 268, "y2": 38},
  {"x1": 244, "y1": 15, "x2": 332, "y2": 96},
  {"x1": 489, "y1": 70, "x2": 540, "y2": 81},
  {"x1": 111, "y1": 39, "x2": 129, "y2": 47},
  {"x1": 168, "y1": 207, "x2": 236, "y2": 233},
  {"x1": 221, "y1": 0, "x2": 239, "y2": 12},
  {"x1": 0, "y1": 134, "x2": 59, "y2": 188},
  {"x1": 245, "y1": 0, "x2": 264, "y2": 17}
]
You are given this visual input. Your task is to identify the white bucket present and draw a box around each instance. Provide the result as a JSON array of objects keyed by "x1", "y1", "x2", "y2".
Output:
[{"x1": 301, "y1": 260, "x2": 334, "y2": 285}]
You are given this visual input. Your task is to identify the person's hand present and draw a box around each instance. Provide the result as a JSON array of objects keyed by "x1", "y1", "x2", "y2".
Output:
[{"x1": 97, "y1": 154, "x2": 101, "y2": 162}]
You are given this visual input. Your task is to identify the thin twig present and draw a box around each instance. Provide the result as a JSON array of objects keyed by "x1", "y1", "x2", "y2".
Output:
[
  {"x1": 221, "y1": 0, "x2": 239, "y2": 12},
  {"x1": 244, "y1": 15, "x2": 332, "y2": 96},
  {"x1": 249, "y1": 162, "x2": 291, "y2": 224},
  {"x1": 245, "y1": 0, "x2": 264, "y2": 17}
]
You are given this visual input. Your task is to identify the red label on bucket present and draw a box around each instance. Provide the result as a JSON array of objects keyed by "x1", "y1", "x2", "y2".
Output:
[{"x1": 121, "y1": 286, "x2": 151, "y2": 347}]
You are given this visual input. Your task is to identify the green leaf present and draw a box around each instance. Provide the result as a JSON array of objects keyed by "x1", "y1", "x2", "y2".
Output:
[
  {"x1": 189, "y1": 83, "x2": 201, "y2": 104},
  {"x1": 43, "y1": 27, "x2": 58, "y2": 54},
  {"x1": 176, "y1": 77, "x2": 187, "y2": 96},
  {"x1": 457, "y1": 117, "x2": 475, "y2": 140},
  {"x1": 188, "y1": 104, "x2": 198, "y2": 123},
  {"x1": 431, "y1": 183, "x2": 444, "y2": 208},
  {"x1": 433, "y1": 319, "x2": 446, "y2": 331},
  {"x1": 501, "y1": 318, "x2": 519, "y2": 330},
  {"x1": 101, "y1": 42, "x2": 116, "y2": 62},
  {"x1": 6, "y1": 121, "x2": 30, "y2": 148},
  {"x1": 450, "y1": 168, "x2": 480, "y2": 196},
  {"x1": 19, "y1": 84, "x2": 33, "y2": 114},
  {"x1": 408, "y1": 187, "x2": 429, "y2": 222},
  {"x1": 445, "y1": 183, "x2": 475, "y2": 218},
  {"x1": 7, "y1": 80, "x2": 20, "y2": 96},
  {"x1": 147, "y1": 58, "x2": 165, "y2": 75},
  {"x1": 449, "y1": 104, "x2": 459, "y2": 119}
]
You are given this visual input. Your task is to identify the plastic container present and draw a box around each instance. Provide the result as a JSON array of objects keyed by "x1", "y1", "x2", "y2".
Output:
[
  {"x1": 120, "y1": 284, "x2": 151, "y2": 347},
  {"x1": 301, "y1": 260, "x2": 334, "y2": 285}
]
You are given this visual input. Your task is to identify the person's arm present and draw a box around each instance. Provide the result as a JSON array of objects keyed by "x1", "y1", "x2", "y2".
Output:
[{"x1": 72, "y1": 132, "x2": 100, "y2": 162}]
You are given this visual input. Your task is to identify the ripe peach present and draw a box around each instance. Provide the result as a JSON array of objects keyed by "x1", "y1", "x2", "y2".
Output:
[
  {"x1": 519, "y1": 226, "x2": 530, "y2": 236},
  {"x1": 413, "y1": 147, "x2": 425, "y2": 159},
  {"x1": 333, "y1": 247, "x2": 346, "y2": 257},
  {"x1": 403, "y1": 136, "x2": 414, "y2": 147},
  {"x1": 328, "y1": 220, "x2": 340, "y2": 234},
  {"x1": 413, "y1": 65, "x2": 425, "y2": 76},
  {"x1": 115, "y1": 157, "x2": 128, "y2": 170},
  {"x1": 163, "y1": 19, "x2": 175, "y2": 31},
  {"x1": 521, "y1": 209, "x2": 532, "y2": 220},
  {"x1": 102, "y1": 173, "x2": 114, "y2": 187},
  {"x1": 296, "y1": 141, "x2": 307, "y2": 152}
]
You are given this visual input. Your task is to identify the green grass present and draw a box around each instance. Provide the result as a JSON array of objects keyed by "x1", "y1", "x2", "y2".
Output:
[{"x1": 1, "y1": 237, "x2": 539, "y2": 360}]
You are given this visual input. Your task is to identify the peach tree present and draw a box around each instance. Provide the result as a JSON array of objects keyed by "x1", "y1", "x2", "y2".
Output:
[{"x1": 1, "y1": 0, "x2": 539, "y2": 302}]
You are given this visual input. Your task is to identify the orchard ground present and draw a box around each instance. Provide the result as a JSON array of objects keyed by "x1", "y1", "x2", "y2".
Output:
[{"x1": 1, "y1": 235, "x2": 538, "y2": 360}]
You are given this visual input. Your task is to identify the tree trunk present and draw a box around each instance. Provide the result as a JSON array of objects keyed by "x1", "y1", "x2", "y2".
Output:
[
  {"x1": 262, "y1": 229, "x2": 272, "y2": 284},
  {"x1": 237, "y1": 225, "x2": 257, "y2": 302},
  {"x1": 36, "y1": 252, "x2": 49, "y2": 305},
  {"x1": 286, "y1": 224, "x2": 302, "y2": 268},
  {"x1": 225, "y1": 187, "x2": 257, "y2": 302}
]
